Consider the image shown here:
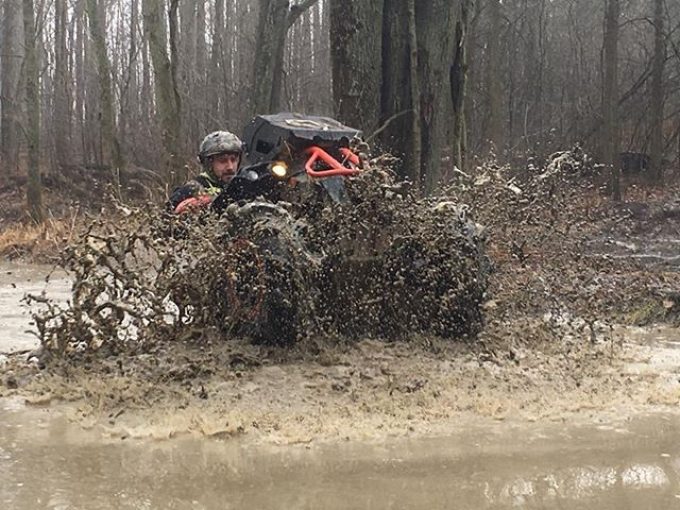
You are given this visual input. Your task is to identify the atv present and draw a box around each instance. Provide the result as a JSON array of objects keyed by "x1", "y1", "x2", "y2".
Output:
[{"x1": 176, "y1": 112, "x2": 488, "y2": 345}]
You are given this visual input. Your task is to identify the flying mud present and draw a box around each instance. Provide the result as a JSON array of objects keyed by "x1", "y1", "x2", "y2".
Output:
[{"x1": 3, "y1": 146, "x2": 680, "y2": 444}]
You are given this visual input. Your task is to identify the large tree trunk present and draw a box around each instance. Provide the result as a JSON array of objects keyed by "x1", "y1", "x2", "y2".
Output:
[
  {"x1": 23, "y1": 0, "x2": 42, "y2": 222},
  {"x1": 416, "y1": 1, "x2": 458, "y2": 193},
  {"x1": 1, "y1": 0, "x2": 23, "y2": 179},
  {"x1": 86, "y1": 0, "x2": 123, "y2": 170},
  {"x1": 252, "y1": 0, "x2": 290, "y2": 115},
  {"x1": 143, "y1": 0, "x2": 182, "y2": 183},
  {"x1": 451, "y1": 0, "x2": 474, "y2": 172},
  {"x1": 337, "y1": 0, "x2": 458, "y2": 192},
  {"x1": 648, "y1": 0, "x2": 665, "y2": 184},
  {"x1": 380, "y1": 0, "x2": 413, "y2": 179},
  {"x1": 602, "y1": 0, "x2": 620, "y2": 201},
  {"x1": 330, "y1": 0, "x2": 383, "y2": 131},
  {"x1": 168, "y1": 0, "x2": 182, "y2": 153}
]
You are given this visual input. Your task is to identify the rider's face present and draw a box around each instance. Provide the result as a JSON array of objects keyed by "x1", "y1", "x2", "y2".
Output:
[{"x1": 210, "y1": 153, "x2": 240, "y2": 183}]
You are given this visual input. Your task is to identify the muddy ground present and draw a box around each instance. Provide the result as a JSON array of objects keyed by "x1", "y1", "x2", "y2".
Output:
[
  {"x1": 2, "y1": 320, "x2": 679, "y2": 445},
  {"x1": 2, "y1": 160, "x2": 680, "y2": 446}
]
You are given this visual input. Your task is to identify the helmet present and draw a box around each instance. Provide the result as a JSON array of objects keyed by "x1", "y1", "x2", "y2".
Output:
[{"x1": 198, "y1": 131, "x2": 243, "y2": 164}]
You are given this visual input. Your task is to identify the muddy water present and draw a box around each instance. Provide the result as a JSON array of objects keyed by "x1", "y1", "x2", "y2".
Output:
[
  {"x1": 0, "y1": 263, "x2": 70, "y2": 354},
  {"x1": 3, "y1": 265, "x2": 680, "y2": 509},
  {"x1": 2, "y1": 399, "x2": 680, "y2": 509}
]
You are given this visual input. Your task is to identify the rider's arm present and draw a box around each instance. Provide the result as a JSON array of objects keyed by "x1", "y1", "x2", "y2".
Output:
[{"x1": 166, "y1": 180, "x2": 202, "y2": 211}]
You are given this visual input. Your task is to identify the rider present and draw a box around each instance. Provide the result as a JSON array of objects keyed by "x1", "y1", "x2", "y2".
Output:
[{"x1": 168, "y1": 130, "x2": 243, "y2": 211}]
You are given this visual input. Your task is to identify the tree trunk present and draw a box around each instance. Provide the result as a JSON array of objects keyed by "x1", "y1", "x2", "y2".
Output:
[
  {"x1": 23, "y1": 0, "x2": 42, "y2": 222},
  {"x1": 250, "y1": 0, "x2": 317, "y2": 116},
  {"x1": 86, "y1": 0, "x2": 123, "y2": 170},
  {"x1": 168, "y1": 0, "x2": 183, "y2": 153},
  {"x1": 451, "y1": 0, "x2": 473, "y2": 172},
  {"x1": 486, "y1": 0, "x2": 503, "y2": 153},
  {"x1": 270, "y1": 0, "x2": 319, "y2": 112},
  {"x1": 416, "y1": 1, "x2": 458, "y2": 193},
  {"x1": 195, "y1": 0, "x2": 207, "y2": 135},
  {"x1": 330, "y1": 0, "x2": 383, "y2": 131},
  {"x1": 381, "y1": 1, "x2": 413, "y2": 179},
  {"x1": 602, "y1": 0, "x2": 620, "y2": 201},
  {"x1": 53, "y1": 0, "x2": 71, "y2": 169},
  {"x1": 74, "y1": 0, "x2": 86, "y2": 162},
  {"x1": 210, "y1": 0, "x2": 225, "y2": 121},
  {"x1": 178, "y1": 0, "x2": 197, "y2": 146},
  {"x1": 143, "y1": 0, "x2": 182, "y2": 183},
  {"x1": 1, "y1": 0, "x2": 23, "y2": 178},
  {"x1": 406, "y1": 0, "x2": 421, "y2": 188},
  {"x1": 648, "y1": 0, "x2": 665, "y2": 184},
  {"x1": 252, "y1": 0, "x2": 290, "y2": 115},
  {"x1": 121, "y1": 0, "x2": 139, "y2": 156}
]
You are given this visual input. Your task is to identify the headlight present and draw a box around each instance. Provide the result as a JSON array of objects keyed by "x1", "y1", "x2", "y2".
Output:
[{"x1": 271, "y1": 161, "x2": 288, "y2": 179}]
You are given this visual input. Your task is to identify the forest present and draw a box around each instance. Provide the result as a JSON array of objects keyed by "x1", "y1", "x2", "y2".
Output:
[{"x1": 0, "y1": 0, "x2": 679, "y2": 223}]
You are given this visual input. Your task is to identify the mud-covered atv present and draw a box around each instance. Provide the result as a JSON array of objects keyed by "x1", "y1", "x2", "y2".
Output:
[{"x1": 178, "y1": 113, "x2": 488, "y2": 345}]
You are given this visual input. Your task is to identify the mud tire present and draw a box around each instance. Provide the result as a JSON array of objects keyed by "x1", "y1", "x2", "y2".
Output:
[{"x1": 221, "y1": 204, "x2": 312, "y2": 345}]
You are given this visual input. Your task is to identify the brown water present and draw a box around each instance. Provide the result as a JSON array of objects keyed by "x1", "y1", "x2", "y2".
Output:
[
  {"x1": 1, "y1": 397, "x2": 680, "y2": 509},
  {"x1": 0, "y1": 262, "x2": 70, "y2": 354},
  {"x1": 3, "y1": 264, "x2": 680, "y2": 509}
]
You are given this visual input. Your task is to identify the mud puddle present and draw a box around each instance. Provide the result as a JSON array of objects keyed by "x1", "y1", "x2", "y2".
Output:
[
  {"x1": 0, "y1": 262, "x2": 70, "y2": 354},
  {"x1": 4, "y1": 265, "x2": 680, "y2": 508},
  {"x1": 2, "y1": 398, "x2": 680, "y2": 509}
]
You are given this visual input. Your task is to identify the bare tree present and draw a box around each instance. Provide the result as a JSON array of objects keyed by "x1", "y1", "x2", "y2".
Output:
[
  {"x1": 252, "y1": 0, "x2": 319, "y2": 115},
  {"x1": 53, "y1": 0, "x2": 71, "y2": 169},
  {"x1": 486, "y1": 0, "x2": 503, "y2": 153},
  {"x1": 451, "y1": 0, "x2": 474, "y2": 171},
  {"x1": 23, "y1": 0, "x2": 42, "y2": 221},
  {"x1": 649, "y1": 0, "x2": 665, "y2": 183},
  {"x1": 143, "y1": 0, "x2": 182, "y2": 182},
  {"x1": 86, "y1": 0, "x2": 123, "y2": 170},
  {"x1": 1, "y1": 0, "x2": 23, "y2": 179},
  {"x1": 407, "y1": 0, "x2": 422, "y2": 187},
  {"x1": 602, "y1": 0, "x2": 621, "y2": 200},
  {"x1": 330, "y1": 0, "x2": 383, "y2": 131}
]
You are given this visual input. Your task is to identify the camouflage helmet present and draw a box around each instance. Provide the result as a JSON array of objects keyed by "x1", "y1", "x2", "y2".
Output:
[{"x1": 198, "y1": 130, "x2": 243, "y2": 164}]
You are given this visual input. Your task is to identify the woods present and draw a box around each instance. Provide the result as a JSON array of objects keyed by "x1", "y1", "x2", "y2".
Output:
[{"x1": 1, "y1": 0, "x2": 679, "y2": 217}]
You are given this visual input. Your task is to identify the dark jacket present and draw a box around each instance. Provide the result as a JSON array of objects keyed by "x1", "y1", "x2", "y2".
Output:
[{"x1": 167, "y1": 172, "x2": 224, "y2": 211}]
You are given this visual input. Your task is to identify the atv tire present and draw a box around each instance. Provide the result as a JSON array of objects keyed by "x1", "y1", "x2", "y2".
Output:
[{"x1": 220, "y1": 202, "x2": 314, "y2": 345}]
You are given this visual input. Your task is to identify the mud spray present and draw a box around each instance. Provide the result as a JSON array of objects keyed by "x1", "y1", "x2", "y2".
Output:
[{"x1": 4, "y1": 147, "x2": 680, "y2": 443}]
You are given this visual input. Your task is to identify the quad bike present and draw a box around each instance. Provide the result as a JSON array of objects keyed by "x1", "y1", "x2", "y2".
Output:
[{"x1": 174, "y1": 112, "x2": 488, "y2": 344}]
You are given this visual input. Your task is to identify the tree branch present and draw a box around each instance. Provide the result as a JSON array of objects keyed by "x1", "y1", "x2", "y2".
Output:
[{"x1": 288, "y1": 0, "x2": 319, "y2": 28}]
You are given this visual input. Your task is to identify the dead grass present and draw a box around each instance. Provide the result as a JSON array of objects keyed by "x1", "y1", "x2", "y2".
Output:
[{"x1": 0, "y1": 211, "x2": 80, "y2": 261}]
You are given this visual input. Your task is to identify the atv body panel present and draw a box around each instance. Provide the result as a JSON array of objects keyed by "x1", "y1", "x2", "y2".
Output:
[{"x1": 242, "y1": 112, "x2": 361, "y2": 167}]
